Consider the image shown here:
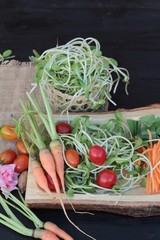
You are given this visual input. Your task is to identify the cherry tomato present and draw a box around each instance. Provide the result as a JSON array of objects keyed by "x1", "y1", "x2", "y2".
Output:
[
  {"x1": 16, "y1": 141, "x2": 28, "y2": 155},
  {"x1": 56, "y1": 122, "x2": 72, "y2": 134},
  {"x1": 0, "y1": 149, "x2": 17, "y2": 164},
  {"x1": 13, "y1": 155, "x2": 29, "y2": 173},
  {"x1": 45, "y1": 172, "x2": 62, "y2": 191},
  {"x1": 0, "y1": 125, "x2": 18, "y2": 140},
  {"x1": 65, "y1": 148, "x2": 80, "y2": 167},
  {"x1": 96, "y1": 169, "x2": 117, "y2": 188},
  {"x1": 89, "y1": 145, "x2": 107, "y2": 165}
]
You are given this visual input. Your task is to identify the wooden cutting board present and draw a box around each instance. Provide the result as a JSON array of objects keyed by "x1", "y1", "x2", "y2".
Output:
[{"x1": 25, "y1": 105, "x2": 160, "y2": 217}]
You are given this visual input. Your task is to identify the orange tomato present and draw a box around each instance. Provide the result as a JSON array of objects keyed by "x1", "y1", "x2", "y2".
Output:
[
  {"x1": 0, "y1": 149, "x2": 17, "y2": 164},
  {"x1": 65, "y1": 148, "x2": 80, "y2": 168},
  {"x1": 16, "y1": 141, "x2": 28, "y2": 155},
  {"x1": 13, "y1": 155, "x2": 29, "y2": 173},
  {"x1": 0, "y1": 125, "x2": 18, "y2": 140}
]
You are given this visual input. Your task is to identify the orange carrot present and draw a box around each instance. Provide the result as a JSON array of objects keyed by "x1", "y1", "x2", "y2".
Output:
[
  {"x1": 39, "y1": 148, "x2": 59, "y2": 192},
  {"x1": 38, "y1": 85, "x2": 65, "y2": 191},
  {"x1": 44, "y1": 221, "x2": 73, "y2": 240},
  {"x1": 31, "y1": 159, "x2": 52, "y2": 198},
  {"x1": 28, "y1": 84, "x2": 69, "y2": 198},
  {"x1": 49, "y1": 140, "x2": 65, "y2": 191},
  {"x1": 49, "y1": 140, "x2": 79, "y2": 213}
]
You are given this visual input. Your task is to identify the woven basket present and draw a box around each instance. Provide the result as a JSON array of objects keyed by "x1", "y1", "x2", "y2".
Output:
[{"x1": 44, "y1": 82, "x2": 109, "y2": 112}]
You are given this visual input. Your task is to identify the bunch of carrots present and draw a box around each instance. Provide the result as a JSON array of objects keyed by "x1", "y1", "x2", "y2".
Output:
[
  {"x1": 15, "y1": 83, "x2": 95, "y2": 240},
  {"x1": 0, "y1": 189, "x2": 73, "y2": 240}
]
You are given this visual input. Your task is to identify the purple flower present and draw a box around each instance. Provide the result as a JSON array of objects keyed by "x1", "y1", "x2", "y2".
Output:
[{"x1": 0, "y1": 164, "x2": 19, "y2": 198}]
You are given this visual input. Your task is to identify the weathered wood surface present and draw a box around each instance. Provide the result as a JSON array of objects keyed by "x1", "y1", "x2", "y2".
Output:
[{"x1": 25, "y1": 106, "x2": 160, "y2": 217}]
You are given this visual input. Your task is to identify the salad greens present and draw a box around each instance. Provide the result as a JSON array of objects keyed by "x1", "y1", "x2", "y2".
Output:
[{"x1": 60, "y1": 112, "x2": 155, "y2": 196}]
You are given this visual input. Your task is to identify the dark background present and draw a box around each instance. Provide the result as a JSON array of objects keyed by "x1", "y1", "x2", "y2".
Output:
[
  {"x1": 1, "y1": 0, "x2": 160, "y2": 110},
  {"x1": 1, "y1": 1, "x2": 160, "y2": 240}
]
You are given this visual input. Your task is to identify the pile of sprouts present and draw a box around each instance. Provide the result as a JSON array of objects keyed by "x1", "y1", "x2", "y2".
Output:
[{"x1": 30, "y1": 37, "x2": 130, "y2": 111}]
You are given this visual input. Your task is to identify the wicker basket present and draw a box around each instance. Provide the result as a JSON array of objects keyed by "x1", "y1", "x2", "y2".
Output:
[{"x1": 44, "y1": 81, "x2": 109, "y2": 112}]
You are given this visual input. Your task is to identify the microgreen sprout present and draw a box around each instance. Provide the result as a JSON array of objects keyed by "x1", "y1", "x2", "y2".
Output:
[
  {"x1": 30, "y1": 37, "x2": 130, "y2": 111},
  {"x1": 0, "y1": 49, "x2": 14, "y2": 63}
]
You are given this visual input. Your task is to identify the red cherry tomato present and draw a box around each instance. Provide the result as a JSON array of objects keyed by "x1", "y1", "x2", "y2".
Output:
[
  {"x1": 0, "y1": 149, "x2": 17, "y2": 164},
  {"x1": 89, "y1": 145, "x2": 107, "y2": 165},
  {"x1": 65, "y1": 148, "x2": 80, "y2": 167},
  {"x1": 45, "y1": 172, "x2": 62, "y2": 191},
  {"x1": 0, "y1": 125, "x2": 18, "y2": 140},
  {"x1": 56, "y1": 122, "x2": 72, "y2": 134},
  {"x1": 96, "y1": 169, "x2": 117, "y2": 188},
  {"x1": 13, "y1": 155, "x2": 29, "y2": 173},
  {"x1": 16, "y1": 141, "x2": 28, "y2": 155}
]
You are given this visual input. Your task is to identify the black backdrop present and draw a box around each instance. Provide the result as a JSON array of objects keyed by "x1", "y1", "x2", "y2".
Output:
[{"x1": 1, "y1": 1, "x2": 160, "y2": 240}]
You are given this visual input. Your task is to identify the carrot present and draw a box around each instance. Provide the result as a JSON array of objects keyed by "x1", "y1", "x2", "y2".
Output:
[
  {"x1": 49, "y1": 140, "x2": 78, "y2": 213},
  {"x1": 49, "y1": 139, "x2": 93, "y2": 216},
  {"x1": 39, "y1": 148, "x2": 60, "y2": 195},
  {"x1": 17, "y1": 100, "x2": 55, "y2": 198},
  {"x1": 44, "y1": 221, "x2": 74, "y2": 240},
  {"x1": 31, "y1": 159, "x2": 52, "y2": 198},
  {"x1": 26, "y1": 87, "x2": 66, "y2": 194},
  {"x1": 18, "y1": 99, "x2": 63, "y2": 200},
  {"x1": 49, "y1": 139, "x2": 65, "y2": 191},
  {"x1": 38, "y1": 84, "x2": 64, "y2": 186}
]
